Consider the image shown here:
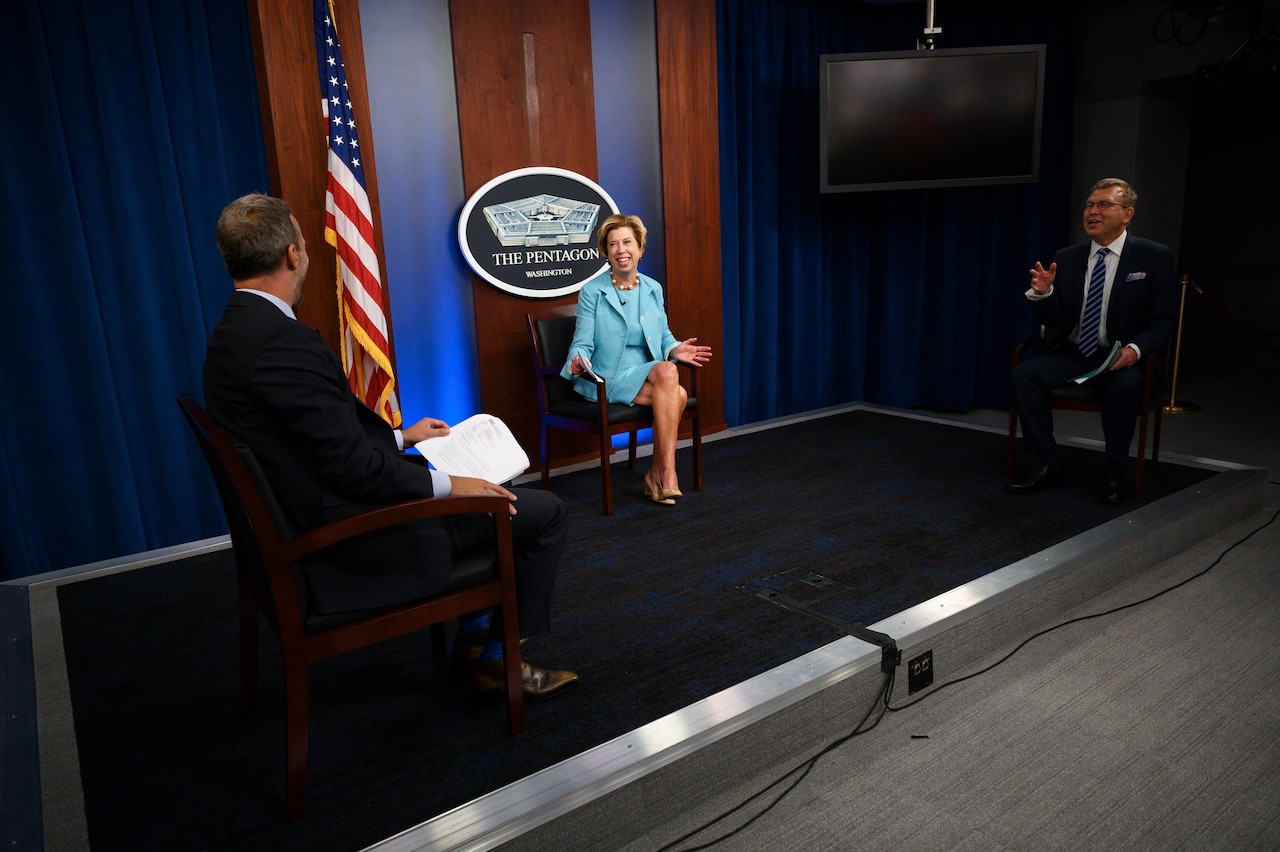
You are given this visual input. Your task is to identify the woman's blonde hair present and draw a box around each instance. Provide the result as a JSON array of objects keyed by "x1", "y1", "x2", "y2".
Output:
[{"x1": 597, "y1": 213, "x2": 647, "y2": 256}]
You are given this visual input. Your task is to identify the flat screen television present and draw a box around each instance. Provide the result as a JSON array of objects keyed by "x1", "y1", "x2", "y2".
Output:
[{"x1": 819, "y1": 44, "x2": 1046, "y2": 193}]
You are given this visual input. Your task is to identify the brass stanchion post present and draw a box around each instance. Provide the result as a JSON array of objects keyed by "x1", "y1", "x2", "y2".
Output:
[{"x1": 1164, "y1": 273, "x2": 1201, "y2": 415}]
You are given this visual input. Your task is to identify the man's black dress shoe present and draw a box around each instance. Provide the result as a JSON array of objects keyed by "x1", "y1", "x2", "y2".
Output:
[
  {"x1": 473, "y1": 657, "x2": 578, "y2": 702},
  {"x1": 1006, "y1": 465, "x2": 1066, "y2": 494},
  {"x1": 1097, "y1": 474, "x2": 1126, "y2": 505}
]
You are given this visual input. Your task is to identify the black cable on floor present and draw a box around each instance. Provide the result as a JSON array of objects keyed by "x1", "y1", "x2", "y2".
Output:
[
  {"x1": 661, "y1": 503, "x2": 1278, "y2": 850},
  {"x1": 655, "y1": 667, "x2": 895, "y2": 852},
  {"x1": 887, "y1": 506, "x2": 1280, "y2": 713}
]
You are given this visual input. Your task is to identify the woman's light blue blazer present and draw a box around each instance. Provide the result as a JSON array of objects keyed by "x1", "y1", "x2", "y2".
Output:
[{"x1": 559, "y1": 269, "x2": 679, "y2": 403}]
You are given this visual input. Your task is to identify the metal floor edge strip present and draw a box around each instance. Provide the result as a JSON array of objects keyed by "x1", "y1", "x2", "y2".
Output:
[
  {"x1": 18, "y1": 405, "x2": 1263, "y2": 852},
  {"x1": 368, "y1": 467, "x2": 1265, "y2": 852}
]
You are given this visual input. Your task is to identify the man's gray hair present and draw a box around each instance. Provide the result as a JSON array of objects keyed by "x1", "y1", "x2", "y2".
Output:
[
  {"x1": 216, "y1": 194, "x2": 298, "y2": 281},
  {"x1": 1090, "y1": 178, "x2": 1137, "y2": 209}
]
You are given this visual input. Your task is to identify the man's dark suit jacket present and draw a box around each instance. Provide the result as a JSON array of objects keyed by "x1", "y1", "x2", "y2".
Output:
[
  {"x1": 1032, "y1": 234, "x2": 1177, "y2": 358},
  {"x1": 203, "y1": 290, "x2": 452, "y2": 614}
]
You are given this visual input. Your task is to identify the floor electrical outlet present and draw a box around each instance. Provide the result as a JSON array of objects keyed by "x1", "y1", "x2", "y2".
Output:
[{"x1": 908, "y1": 650, "x2": 934, "y2": 694}]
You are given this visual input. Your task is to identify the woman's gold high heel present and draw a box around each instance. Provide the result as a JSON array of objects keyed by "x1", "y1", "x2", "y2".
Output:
[
  {"x1": 653, "y1": 470, "x2": 682, "y2": 500},
  {"x1": 643, "y1": 473, "x2": 676, "y2": 505}
]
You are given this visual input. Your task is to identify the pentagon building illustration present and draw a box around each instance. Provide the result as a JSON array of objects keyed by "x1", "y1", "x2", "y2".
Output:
[{"x1": 482, "y1": 194, "x2": 601, "y2": 247}]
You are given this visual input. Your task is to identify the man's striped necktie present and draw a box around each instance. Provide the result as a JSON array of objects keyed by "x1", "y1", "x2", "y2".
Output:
[{"x1": 1079, "y1": 247, "x2": 1109, "y2": 357}]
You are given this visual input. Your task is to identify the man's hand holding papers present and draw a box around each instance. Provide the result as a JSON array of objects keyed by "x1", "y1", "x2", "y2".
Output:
[
  {"x1": 1070, "y1": 341, "x2": 1124, "y2": 384},
  {"x1": 413, "y1": 413, "x2": 530, "y2": 485}
]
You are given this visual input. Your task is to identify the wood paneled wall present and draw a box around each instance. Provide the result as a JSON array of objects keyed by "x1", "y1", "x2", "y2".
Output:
[
  {"x1": 247, "y1": 0, "x2": 724, "y2": 473},
  {"x1": 451, "y1": 0, "x2": 727, "y2": 471},
  {"x1": 656, "y1": 0, "x2": 724, "y2": 434},
  {"x1": 450, "y1": 0, "x2": 601, "y2": 463}
]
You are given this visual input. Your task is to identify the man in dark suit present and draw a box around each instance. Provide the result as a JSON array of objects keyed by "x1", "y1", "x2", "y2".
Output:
[
  {"x1": 1008, "y1": 178, "x2": 1176, "y2": 504},
  {"x1": 203, "y1": 193, "x2": 576, "y2": 700}
]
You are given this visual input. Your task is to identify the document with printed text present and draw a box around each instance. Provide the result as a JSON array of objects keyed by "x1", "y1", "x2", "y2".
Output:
[
  {"x1": 1070, "y1": 341, "x2": 1123, "y2": 384},
  {"x1": 413, "y1": 414, "x2": 530, "y2": 484},
  {"x1": 577, "y1": 350, "x2": 601, "y2": 383}
]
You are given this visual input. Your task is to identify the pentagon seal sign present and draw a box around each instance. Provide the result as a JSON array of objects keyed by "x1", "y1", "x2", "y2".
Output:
[{"x1": 458, "y1": 167, "x2": 620, "y2": 298}]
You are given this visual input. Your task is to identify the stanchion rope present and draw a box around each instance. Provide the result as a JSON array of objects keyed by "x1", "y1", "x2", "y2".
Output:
[{"x1": 1192, "y1": 280, "x2": 1280, "y2": 355}]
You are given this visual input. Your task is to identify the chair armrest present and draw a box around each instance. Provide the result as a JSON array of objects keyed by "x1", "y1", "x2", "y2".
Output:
[
  {"x1": 277, "y1": 494, "x2": 512, "y2": 565},
  {"x1": 1140, "y1": 345, "x2": 1161, "y2": 389},
  {"x1": 538, "y1": 361, "x2": 606, "y2": 387}
]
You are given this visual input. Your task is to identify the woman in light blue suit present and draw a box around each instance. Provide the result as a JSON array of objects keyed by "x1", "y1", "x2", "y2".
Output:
[{"x1": 562, "y1": 214, "x2": 712, "y2": 505}]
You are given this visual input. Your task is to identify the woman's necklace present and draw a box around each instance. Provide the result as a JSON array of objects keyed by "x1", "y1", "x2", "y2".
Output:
[{"x1": 610, "y1": 272, "x2": 638, "y2": 291}]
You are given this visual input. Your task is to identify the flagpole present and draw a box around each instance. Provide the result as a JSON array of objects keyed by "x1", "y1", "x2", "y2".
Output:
[
  {"x1": 316, "y1": 0, "x2": 401, "y2": 427},
  {"x1": 1163, "y1": 273, "x2": 1201, "y2": 415}
]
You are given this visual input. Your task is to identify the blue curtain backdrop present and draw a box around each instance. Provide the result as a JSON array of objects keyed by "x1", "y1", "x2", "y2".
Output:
[
  {"x1": 0, "y1": 0, "x2": 268, "y2": 579},
  {"x1": 1, "y1": 0, "x2": 1079, "y2": 580},
  {"x1": 716, "y1": 0, "x2": 1076, "y2": 425}
]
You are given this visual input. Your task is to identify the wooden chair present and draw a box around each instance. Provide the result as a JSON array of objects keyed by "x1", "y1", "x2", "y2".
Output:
[
  {"x1": 526, "y1": 304, "x2": 702, "y2": 515},
  {"x1": 177, "y1": 394, "x2": 524, "y2": 820},
  {"x1": 1005, "y1": 338, "x2": 1164, "y2": 494}
]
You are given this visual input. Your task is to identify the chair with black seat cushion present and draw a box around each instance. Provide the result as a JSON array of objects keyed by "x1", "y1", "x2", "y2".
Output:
[
  {"x1": 1005, "y1": 337, "x2": 1164, "y2": 494},
  {"x1": 177, "y1": 394, "x2": 523, "y2": 820},
  {"x1": 526, "y1": 304, "x2": 702, "y2": 515}
]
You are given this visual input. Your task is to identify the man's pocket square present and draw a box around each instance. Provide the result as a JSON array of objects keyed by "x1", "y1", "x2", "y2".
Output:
[{"x1": 1125, "y1": 272, "x2": 1147, "y2": 281}]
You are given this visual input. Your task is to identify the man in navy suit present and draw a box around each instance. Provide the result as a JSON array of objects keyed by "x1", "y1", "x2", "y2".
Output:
[
  {"x1": 203, "y1": 194, "x2": 576, "y2": 700},
  {"x1": 1008, "y1": 178, "x2": 1177, "y2": 504}
]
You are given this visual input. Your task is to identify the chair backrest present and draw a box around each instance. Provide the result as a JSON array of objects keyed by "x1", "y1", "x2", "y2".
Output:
[
  {"x1": 527, "y1": 305, "x2": 580, "y2": 409},
  {"x1": 177, "y1": 394, "x2": 304, "y2": 627}
]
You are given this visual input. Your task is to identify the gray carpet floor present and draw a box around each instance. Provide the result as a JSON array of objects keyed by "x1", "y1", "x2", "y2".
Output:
[
  {"x1": 13, "y1": 355, "x2": 1278, "y2": 851},
  {"x1": 510, "y1": 355, "x2": 1280, "y2": 851},
  {"x1": 617, "y1": 356, "x2": 1280, "y2": 852},
  {"x1": 630, "y1": 496, "x2": 1280, "y2": 851}
]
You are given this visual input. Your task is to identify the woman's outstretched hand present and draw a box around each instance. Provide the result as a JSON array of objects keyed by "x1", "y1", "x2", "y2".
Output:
[{"x1": 673, "y1": 337, "x2": 713, "y2": 367}]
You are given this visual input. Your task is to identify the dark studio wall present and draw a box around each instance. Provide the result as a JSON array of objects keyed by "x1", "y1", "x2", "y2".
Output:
[
  {"x1": 3, "y1": 0, "x2": 1276, "y2": 581},
  {"x1": 1067, "y1": 0, "x2": 1280, "y2": 372}
]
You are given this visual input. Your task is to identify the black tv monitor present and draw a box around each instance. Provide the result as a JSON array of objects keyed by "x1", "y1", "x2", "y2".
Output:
[{"x1": 819, "y1": 44, "x2": 1046, "y2": 193}]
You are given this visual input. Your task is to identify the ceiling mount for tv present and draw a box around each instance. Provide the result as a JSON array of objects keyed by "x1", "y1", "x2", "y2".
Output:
[{"x1": 918, "y1": 0, "x2": 942, "y2": 50}]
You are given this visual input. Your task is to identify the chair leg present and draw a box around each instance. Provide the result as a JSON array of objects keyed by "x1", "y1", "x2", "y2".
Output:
[
  {"x1": 283, "y1": 653, "x2": 310, "y2": 821},
  {"x1": 494, "y1": 604, "x2": 526, "y2": 737},
  {"x1": 627, "y1": 430, "x2": 638, "y2": 470},
  {"x1": 1152, "y1": 402, "x2": 1163, "y2": 466},
  {"x1": 1006, "y1": 403, "x2": 1019, "y2": 479},
  {"x1": 539, "y1": 424, "x2": 550, "y2": 490},
  {"x1": 1134, "y1": 406, "x2": 1150, "y2": 495},
  {"x1": 599, "y1": 433, "x2": 614, "y2": 515},
  {"x1": 692, "y1": 414, "x2": 703, "y2": 491}
]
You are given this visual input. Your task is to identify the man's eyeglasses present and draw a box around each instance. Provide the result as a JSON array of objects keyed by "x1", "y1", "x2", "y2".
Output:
[{"x1": 1082, "y1": 200, "x2": 1127, "y2": 212}]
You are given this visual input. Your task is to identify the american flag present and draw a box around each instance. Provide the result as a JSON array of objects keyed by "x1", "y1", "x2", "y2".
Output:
[{"x1": 314, "y1": 0, "x2": 400, "y2": 426}]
